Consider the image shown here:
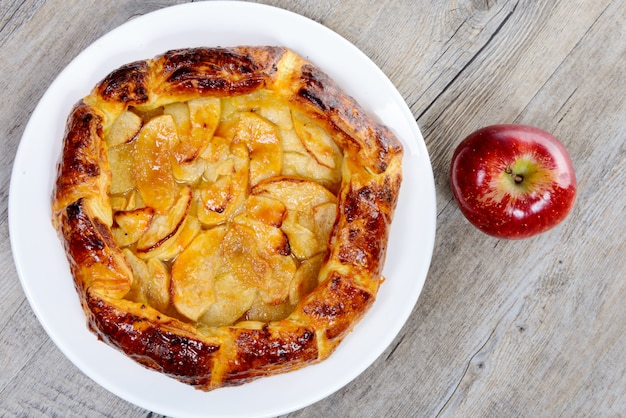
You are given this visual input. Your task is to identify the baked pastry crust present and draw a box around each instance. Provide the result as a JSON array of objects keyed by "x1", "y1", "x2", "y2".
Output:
[{"x1": 52, "y1": 46, "x2": 403, "y2": 390}]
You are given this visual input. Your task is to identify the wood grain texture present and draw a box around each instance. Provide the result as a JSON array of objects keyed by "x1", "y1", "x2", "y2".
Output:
[{"x1": 1, "y1": 0, "x2": 624, "y2": 417}]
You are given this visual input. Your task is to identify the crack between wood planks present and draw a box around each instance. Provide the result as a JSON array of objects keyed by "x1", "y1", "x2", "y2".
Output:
[
  {"x1": 435, "y1": 295, "x2": 527, "y2": 417},
  {"x1": 514, "y1": 1, "x2": 613, "y2": 124},
  {"x1": 556, "y1": 87, "x2": 578, "y2": 115},
  {"x1": 435, "y1": 326, "x2": 497, "y2": 417},
  {"x1": 416, "y1": 1, "x2": 520, "y2": 123},
  {"x1": 409, "y1": 42, "x2": 456, "y2": 111},
  {"x1": 556, "y1": 87, "x2": 578, "y2": 124},
  {"x1": 565, "y1": 0, "x2": 613, "y2": 56},
  {"x1": 0, "y1": 0, "x2": 26, "y2": 33},
  {"x1": 385, "y1": 333, "x2": 407, "y2": 361},
  {"x1": 438, "y1": 196, "x2": 456, "y2": 218}
]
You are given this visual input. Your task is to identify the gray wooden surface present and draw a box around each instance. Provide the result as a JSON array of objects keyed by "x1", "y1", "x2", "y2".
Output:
[{"x1": 2, "y1": 0, "x2": 625, "y2": 416}]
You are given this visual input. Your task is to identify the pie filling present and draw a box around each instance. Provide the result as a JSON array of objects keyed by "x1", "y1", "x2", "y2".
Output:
[{"x1": 105, "y1": 89, "x2": 343, "y2": 328}]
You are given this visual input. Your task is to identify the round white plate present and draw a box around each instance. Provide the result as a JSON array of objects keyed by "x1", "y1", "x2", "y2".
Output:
[{"x1": 9, "y1": 2, "x2": 436, "y2": 417}]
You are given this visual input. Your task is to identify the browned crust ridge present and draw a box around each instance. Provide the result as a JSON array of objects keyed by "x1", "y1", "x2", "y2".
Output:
[{"x1": 52, "y1": 46, "x2": 403, "y2": 390}]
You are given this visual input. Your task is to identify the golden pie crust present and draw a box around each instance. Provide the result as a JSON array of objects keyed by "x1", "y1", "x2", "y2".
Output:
[{"x1": 51, "y1": 46, "x2": 403, "y2": 390}]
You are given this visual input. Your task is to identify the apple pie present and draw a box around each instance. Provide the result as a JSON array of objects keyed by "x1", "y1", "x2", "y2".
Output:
[{"x1": 51, "y1": 46, "x2": 403, "y2": 390}]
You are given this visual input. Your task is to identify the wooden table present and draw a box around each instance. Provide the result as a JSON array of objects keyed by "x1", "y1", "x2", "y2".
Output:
[{"x1": 2, "y1": 1, "x2": 624, "y2": 416}]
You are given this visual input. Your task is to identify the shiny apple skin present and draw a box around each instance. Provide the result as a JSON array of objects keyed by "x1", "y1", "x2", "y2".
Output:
[{"x1": 450, "y1": 124, "x2": 576, "y2": 239}]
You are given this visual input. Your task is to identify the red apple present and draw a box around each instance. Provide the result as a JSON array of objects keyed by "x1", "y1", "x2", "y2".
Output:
[{"x1": 450, "y1": 124, "x2": 576, "y2": 239}]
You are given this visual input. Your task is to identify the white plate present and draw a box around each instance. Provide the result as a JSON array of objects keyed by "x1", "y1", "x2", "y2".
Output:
[{"x1": 9, "y1": 2, "x2": 436, "y2": 417}]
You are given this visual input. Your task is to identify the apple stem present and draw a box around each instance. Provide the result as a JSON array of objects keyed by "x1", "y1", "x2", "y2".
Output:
[{"x1": 505, "y1": 166, "x2": 524, "y2": 184}]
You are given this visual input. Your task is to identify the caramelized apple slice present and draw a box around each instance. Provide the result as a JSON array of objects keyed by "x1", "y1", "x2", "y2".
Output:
[
  {"x1": 124, "y1": 251, "x2": 172, "y2": 313},
  {"x1": 196, "y1": 143, "x2": 248, "y2": 226},
  {"x1": 122, "y1": 248, "x2": 150, "y2": 304},
  {"x1": 222, "y1": 90, "x2": 293, "y2": 129},
  {"x1": 202, "y1": 159, "x2": 234, "y2": 184},
  {"x1": 171, "y1": 226, "x2": 228, "y2": 321},
  {"x1": 252, "y1": 177, "x2": 337, "y2": 213},
  {"x1": 245, "y1": 298, "x2": 294, "y2": 322},
  {"x1": 174, "y1": 97, "x2": 221, "y2": 163},
  {"x1": 108, "y1": 141, "x2": 136, "y2": 195},
  {"x1": 289, "y1": 253, "x2": 325, "y2": 305},
  {"x1": 279, "y1": 127, "x2": 307, "y2": 153},
  {"x1": 127, "y1": 190, "x2": 142, "y2": 210},
  {"x1": 198, "y1": 273, "x2": 257, "y2": 327},
  {"x1": 292, "y1": 110, "x2": 342, "y2": 169},
  {"x1": 253, "y1": 177, "x2": 337, "y2": 260},
  {"x1": 313, "y1": 201, "x2": 338, "y2": 245},
  {"x1": 281, "y1": 210, "x2": 323, "y2": 260},
  {"x1": 230, "y1": 213, "x2": 290, "y2": 257},
  {"x1": 244, "y1": 195, "x2": 286, "y2": 227},
  {"x1": 132, "y1": 114, "x2": 180, "y2": 213},
  {"x1": 171, "y1": 158, "x2": 208, "y2": 185},
  {"x1": 176, "y1": 136, "x2": 239, "y2": 185},
  {"x1": 213, "y1": 112, "x2": 240, "y2": 142},
  {"x1": 138, "y1": 214, "x2": 201, "y2": 261},
  {"x1": 281, "y1": 203, "x2": 336, "y2": 260},
  {"x1": 222, "y1": 221, "x2": 295, "y2": 305},
  {"x1": 201, "y1": 135, "x2": 230, "y2": 163},
  {"x1": 145, "y1": 258, "x2": 171, "y2": 313},
  {"x1": 106, "y1": 110, "x2": 142, "y2": 147},
  {"x1": 222, "y1": 222, "x2": 270, "y2": 287},
  {"x1": 262, "y1": 253, "x2": 297, "y2": 304},
  {"x1": 256, "y1": 99, "x2": 293, "y2": 130},
  {"x1": 282, "y1": 151, "x2": 343, "y2": 193},
  {"x1": 165, "y1": 102, "x2": 207, "y2": 183},
  {"x1": 132, "y1": 106, "x2": 164, "y2": 122},
  {"x1": 135, "y1": 186, "x2": 192, "y2": 254},
  {"x1": 109, "y1": 190, "x2": 141, "y2": 212},
  {"x1": 109, "y1": 195, "x2": 128, "y2": 212},
  {"x1": 201, "y1": 135, "x2": 233, "y2": 183},
  {"x1": 163, "y1": 101, "x2": 191, "y2": 140},
  {"x1": 234, "y1": 112, "x2": 282, "y2": 186},
  {"x1": 111, "y1": 207, "x2": 155, "y2": 247}
]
